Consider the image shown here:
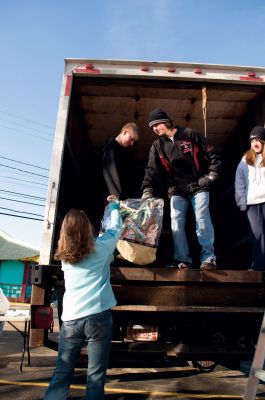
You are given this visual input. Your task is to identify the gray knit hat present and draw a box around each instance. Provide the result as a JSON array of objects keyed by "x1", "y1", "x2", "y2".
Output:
[
  {"x1": 249, "y1": 126, "x2": 265, "y2": 142},
  {"x1": 148, "y1": 108, "x2": 171, "y2": 127}
]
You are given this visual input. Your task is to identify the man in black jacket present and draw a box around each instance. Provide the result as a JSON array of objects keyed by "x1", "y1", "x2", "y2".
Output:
[
  {"x1": 141, "y1": 109, "x2": 221, "y2": 270},
  {"x1": 103, "y1": 122, "x2": 140, "y2": 200}
]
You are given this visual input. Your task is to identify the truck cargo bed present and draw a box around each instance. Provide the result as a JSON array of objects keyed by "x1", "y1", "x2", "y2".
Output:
[{"x1": 111, "y1": 267, "x2": 265, "y2": 307}]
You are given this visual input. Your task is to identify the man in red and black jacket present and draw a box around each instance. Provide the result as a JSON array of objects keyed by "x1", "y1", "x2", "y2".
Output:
[{"x1": 141, "y1": 108, "x2": 221, "y2": 270}]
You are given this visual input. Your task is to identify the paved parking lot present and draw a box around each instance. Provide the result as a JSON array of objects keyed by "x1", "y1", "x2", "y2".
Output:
[{"x1": 1, "y1": 304, "x2": 265, "y2": 400}]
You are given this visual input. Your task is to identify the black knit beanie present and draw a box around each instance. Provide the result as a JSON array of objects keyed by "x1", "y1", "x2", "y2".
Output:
[
  {"x1": 249, "y1": 126, "x2": 265, "y2": 142},
  {"x1": 148, "y1": 108, "x2": 171, "y2": 127}
]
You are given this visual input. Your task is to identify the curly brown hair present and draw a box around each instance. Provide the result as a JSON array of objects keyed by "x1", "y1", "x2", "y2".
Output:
[
  {"x1": 54, "y1": 209, "x2": 95, "y2": 264},
  {"x1": 245, "y1": 141, "x2": 265, "y2": 167}
]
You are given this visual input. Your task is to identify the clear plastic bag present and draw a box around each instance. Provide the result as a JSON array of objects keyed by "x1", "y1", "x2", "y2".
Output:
[{"x1": 101, "y1": 198, "x2": 164, "y2": 265}]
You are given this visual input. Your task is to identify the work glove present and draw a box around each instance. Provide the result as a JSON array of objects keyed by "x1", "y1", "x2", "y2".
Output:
[
  {"x1": 107, "y1": 195, "x2": 119, "y2": 203},
  {"x1": 198, "y1": 173, "x2": 217, "y2": 188},
  {"x1": 141, "y1": 188, "x2": 153, "y2": 201},
  {"x1": 186, "y1": 182, "x2": 199, "y2": 194}
]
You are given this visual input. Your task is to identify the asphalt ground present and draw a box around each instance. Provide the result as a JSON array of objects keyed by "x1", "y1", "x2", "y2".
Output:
[{"x1": 1, "y1": 304, "x2": 265, "y2": 400}]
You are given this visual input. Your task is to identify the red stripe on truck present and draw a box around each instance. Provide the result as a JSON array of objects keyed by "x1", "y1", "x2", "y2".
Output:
[
  {"x1": 65, "y1": 75, "x2": 72, "y2": 96},
  {"x1": 74, "y1": 67, "x2": 101, "y2": 74},
  {"x1": 240, "y1": 76, "x2": 263, "y2": 82}
]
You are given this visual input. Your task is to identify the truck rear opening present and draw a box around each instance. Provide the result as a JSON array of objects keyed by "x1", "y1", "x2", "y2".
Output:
[
  {"x1": 31, "y1": 60, "x2": 265, "y2": 361},
  {"x1": 41, "y1": 61, "x2": 265, "y2": 269}
]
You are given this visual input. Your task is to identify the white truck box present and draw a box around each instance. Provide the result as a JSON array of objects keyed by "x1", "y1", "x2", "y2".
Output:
[{"x1": 30, "y1": 59, "x2": 265, "y2": 363}]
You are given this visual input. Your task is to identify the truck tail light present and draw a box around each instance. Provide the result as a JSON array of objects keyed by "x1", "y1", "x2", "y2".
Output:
[{"x1": 34, "y1": 306, "x2": 53, "y2": 329}]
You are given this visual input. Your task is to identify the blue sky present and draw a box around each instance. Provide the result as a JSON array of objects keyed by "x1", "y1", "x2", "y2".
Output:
[{"x1": 0, "y1": 0, "x2": 265, "y2": 248}]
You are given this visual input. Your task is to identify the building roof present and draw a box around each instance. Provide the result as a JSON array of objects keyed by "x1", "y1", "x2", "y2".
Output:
[{"x1": 0, "y1": 229, "x2": 39, "y2": 261}]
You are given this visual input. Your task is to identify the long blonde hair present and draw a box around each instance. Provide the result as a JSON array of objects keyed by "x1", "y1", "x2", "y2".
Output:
[
  {"x1": 54, "y1": 209, "x2": 95, "y2": 263},
  {"x1": 245, "y1": 140, "x2": 265, "y2": 167}
]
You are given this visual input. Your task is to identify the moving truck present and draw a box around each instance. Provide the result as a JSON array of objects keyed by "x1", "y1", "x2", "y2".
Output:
[{"x1": 31, "y1": 59, "x2": 265, "y2": 368}]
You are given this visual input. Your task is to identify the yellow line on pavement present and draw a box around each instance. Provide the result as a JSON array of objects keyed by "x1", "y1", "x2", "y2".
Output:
[
  {"x1": 106, "y1": 386, "x2": 243, "y2": 398},
  {"x1": 0, "y1": 379, "x2": 244, "y2": 398},
  {"x1": 0, "y1": 380, "x2": 48, "y2": 388}
]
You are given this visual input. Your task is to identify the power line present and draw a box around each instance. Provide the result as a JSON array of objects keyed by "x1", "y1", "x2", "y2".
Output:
[
  {"x1": 0, "y1": 212, "x2": 43, "y2": 221},
  {"x1": 0, "y1": 206, "x2": 43, "y2": 218},
  {"x1": 0, "y1": 196, "x2": 44, "y2": 207},
  {"x1": 0, "y1": 163, "x2": 49, "y2": 178},
  {"x1": 0, "y1": 189, "x2": 46, "y2": 201},
  {"x1": 0, "y1": 175, "x2": 48, "y2": 187},
  {"x1": 0, "y1": 179, "x2": 48, "y2": 193},
  {"x1": 0, "y1": 123, "x2": 53, "y2": 143},
  {"x1": 0, "y1": 155, "x2": 49, "y2": 171},
  {"x1": 0, "y1": 117, "x2": 54, "y2": 137},
  {"x1": 0, "y1": 109, "x2": 54, "y2": 131}
]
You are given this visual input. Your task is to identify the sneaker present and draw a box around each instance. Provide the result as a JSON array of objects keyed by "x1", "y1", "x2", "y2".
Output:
[
  {"x1": 200, "y1": 259, "x2": 217, "y2": 270},
  {"x1": 173, "y1": 260, "x2": 192, "y2": 270}
]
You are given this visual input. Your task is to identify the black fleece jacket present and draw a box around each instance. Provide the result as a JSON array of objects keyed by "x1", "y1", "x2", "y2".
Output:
[
  {"x1": 141, "y1": 126, "x2": 221, "y2": 197},
  {"x1": 103, "y1": 137, "x2": 136, "y2": 200}
]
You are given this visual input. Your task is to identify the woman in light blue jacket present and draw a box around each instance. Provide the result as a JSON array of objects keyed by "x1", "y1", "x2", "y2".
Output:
[
  {"x1": 235, "y1": 126, "x2": 265, "y2": 271},
  {"x1": 44, "y1": 200, "x2": 121, "y2": 400}
]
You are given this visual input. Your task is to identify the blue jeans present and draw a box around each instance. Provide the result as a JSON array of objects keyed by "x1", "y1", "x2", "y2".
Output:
[
  {"x1": 170, "y1": 191, "x2": 215, "y2": 264},
  {"x1": 44, "y1": 309, "x2": 113, "y2": 400}
]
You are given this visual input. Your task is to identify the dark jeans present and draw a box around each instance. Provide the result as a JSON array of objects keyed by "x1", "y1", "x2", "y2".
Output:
[
  {"x1": 247, "y1": 203, "x2": 265, "y2": 270},
  {"x1": 44, "y1": 309, "x2": 113, "y2": 400}
]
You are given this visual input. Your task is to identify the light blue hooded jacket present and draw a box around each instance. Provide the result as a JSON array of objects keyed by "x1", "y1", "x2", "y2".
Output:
[{"x1": 61, "y1": 207, "x2": 121, "y2": 322}]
